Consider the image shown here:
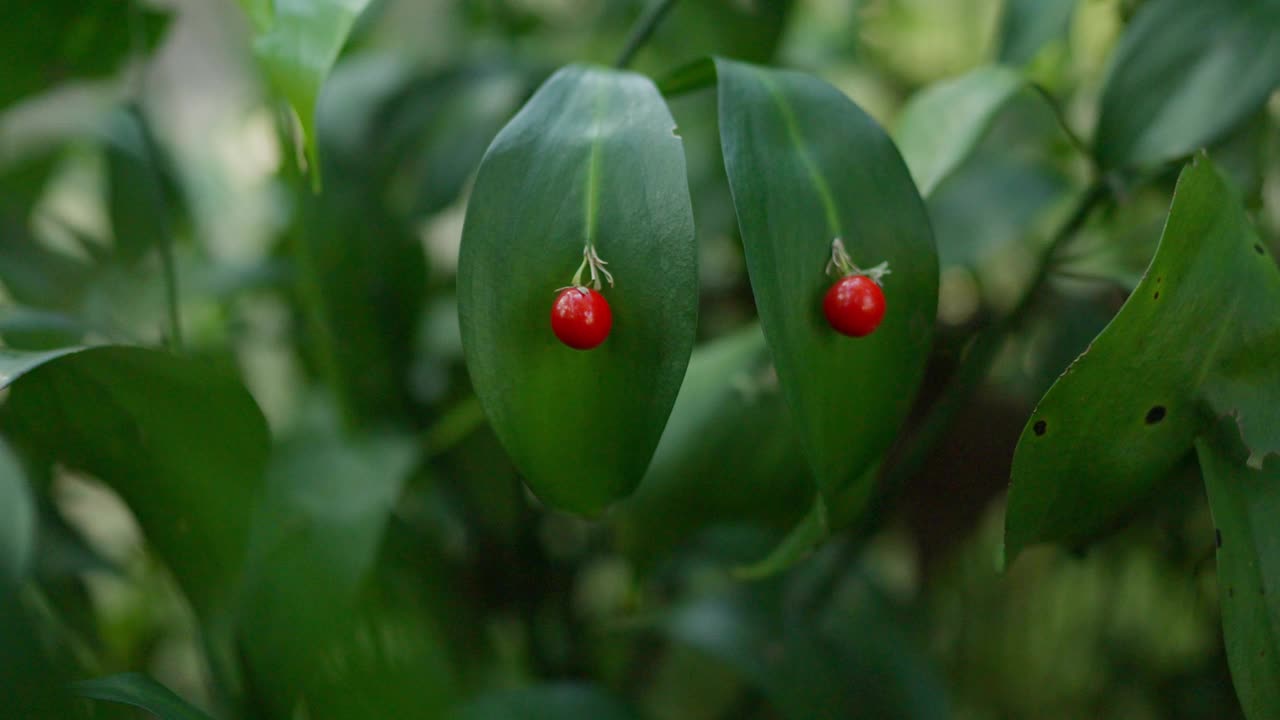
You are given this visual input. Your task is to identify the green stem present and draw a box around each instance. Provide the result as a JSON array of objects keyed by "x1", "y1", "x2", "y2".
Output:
[
  {"x1": 423, "y1": 395, "x2": 487, "y2": 458},
  {"x1": 129, "y1": 103, "x2": 184, "y2": 351},
  {"x1": 1030, "y1": 83, "x2": 1090, "y2": 158},
  {"x1": 876, "y1": 180, "x2": 1110, "y2": 500},
  {"x1": 614, "y1": 0, "x2": 681, "y2": 69}
]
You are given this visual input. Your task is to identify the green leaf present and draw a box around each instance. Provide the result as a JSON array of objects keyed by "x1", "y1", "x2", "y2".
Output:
[
  {"x1": 997, "y1": 0, "x2": 1077, "y2": 65},
  {"x1": 0, "y1": 346, "x2": 270, "y2": 618},
  {"x1": 71, "y1": 673, "x2": 213, "y2": 720},
  {"x1": 0, "y1": 2, "x2": 169, "y2": 111},
  {"x1": 895, "y1": 65, "x2": 1027, "y2": 198},
  {"x1": 613, "y1": 325, "x2": 811, "y2": 566},
  {"x1": 0, "y1": 437, "x2": 35, "y2": 592},
  {"x1": 248, "y1": 0, "x2": 374, "y2": 183},
  {"x1": 1197, "y1": 419, "x2": 1280, "y2": 720},
  {"x1": 1005, "y1": 156, "x2": 1280, "y2": 561},
  {"x1": 458, "y1": 65, "x2": 698, "y2": 515},
  {"x1": 452, "y1": 685, "x2": 637, "y2": 720},
  {"x1": 1093, "y1": 0, "x2": 1280, "y2": 169},
  {"x1": 235, "y1": 416, "x2": 420, "y2": 716},
  {"x1": 653, "y1": 578, "x2": 949, "y2": 720},
  {"x1": 715, "y1": 58, "x2": 938, "y2": 495}
]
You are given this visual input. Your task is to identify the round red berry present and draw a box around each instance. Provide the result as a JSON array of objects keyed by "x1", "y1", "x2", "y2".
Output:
[
  {"x1": 551, "y1": 287, "x2": 613, "y2": 349},
  {"x1": 823, "y1": 275, "x2": 885, "y2": 337}
]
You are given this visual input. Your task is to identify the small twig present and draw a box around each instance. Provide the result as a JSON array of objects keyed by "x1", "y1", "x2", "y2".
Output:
[
  {"x1": 872, "y1": 181, "x2": 1111, "y2": 510},
  {"x1": 614, "y1": 0, "x2": 681, "y2": 69},
  {"x1": 127, "y1": 1, "x2": 182, "y2": 350},
  {"x1": 1030, "y1": 83, "x2": 1090, "y2": 158}
]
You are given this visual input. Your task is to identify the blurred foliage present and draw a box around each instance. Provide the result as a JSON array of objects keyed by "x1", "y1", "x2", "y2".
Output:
[{"x1": 2, "y1": 0, "x2": 1279, "y2": 718}]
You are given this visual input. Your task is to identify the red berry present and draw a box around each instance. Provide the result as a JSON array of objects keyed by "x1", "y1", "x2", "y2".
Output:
[
  {"x1": 551, "y1": 287, "x2": 613, "y2": 350},
  {"x1": 823, "y1": 275, "x2": 885, "y2": 337}
]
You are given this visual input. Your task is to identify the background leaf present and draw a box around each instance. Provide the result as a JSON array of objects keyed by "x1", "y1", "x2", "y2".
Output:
[
  {"x1": 1093, "y1": 0, "x2": 1280, "y2": 169},
  {"x1": 896, "y1": 65, "x2": 1027, "y2": 197},
  {"x1": 72, "y1": 673, "x2": 214, "y2": 720},
  {"x1": 248, "y1": 0, "x2": 375, "y2": 179},
  {"x1": 715, "y1": 58, "x2": 938, "y2": 496},
  {"x1": 452, "y1": 684, "x2": 637, "y2": 720},
  {"x1": 0, "y1": 346, "x2": 270, "y2": 618},
  {"x1": 1197, "y1": 419, "x2": 1280, "y2": 720},
  {"x1": 0, "y1": 437, "x2": 35, "y2": 592},
  {"x1": 0, "y1": 1, "x2": 169, "y2": 111},
  {"x1": 612, "y1": 325, "x2": 810, "y2": 567},
  {"x1": 235, "y1": 415, "x2": 422, "y2": 716},
  {"x1": 458, "y1": 65, "x2": 698, "y2": 515},
  {"x1": 1005, "y1": 157, "x2": 1280, "y2": 561},
  {"x1": 997, "y1": 0, "x2": 1078, "y2": 65}
]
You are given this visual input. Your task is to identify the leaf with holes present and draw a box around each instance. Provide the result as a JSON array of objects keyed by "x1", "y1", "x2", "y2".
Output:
[
  {"x1": 1005, "y1": 156, "x2": 1280, "y2": 562},
  {"x1": 1093, "y1": 0, "x2": 1280, "y2": 169},
  {"x1": 715, "y1": 58, "x2": 937, "y2": 497},
  {"x1": 458, "y1": 65, "x2": 697, "y2": 515},
  {"x1": 245, "y1": 0, "x2": 374, "y2": 184},
  {"x1": 1197, "y1": 418, "x2": 1280, "y2": 720},
  {"x1": 0, "y1": 346, "x2": 270, "y2": 619},
  {"x1": 895, "y1": 65, "x2": 1027, "y2": 198}
]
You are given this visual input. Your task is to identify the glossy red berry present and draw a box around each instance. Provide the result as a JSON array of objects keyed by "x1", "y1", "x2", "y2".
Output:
[
  {"x1": 823, "y1": 275, "x2": 885, "y2": 337},
  {"x1": 551, "y1": 287, "x2": 613, "y2": 349}
]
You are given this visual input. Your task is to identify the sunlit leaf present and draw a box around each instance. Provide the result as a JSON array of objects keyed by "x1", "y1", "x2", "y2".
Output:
[
  {"x1": 1005, "y1": 156, "x2": 1280, "y2": 561},
  {"x1": 715, "y1": 58, "x2": 938, "y2": 496},
  {"x1": 247, "y1": 0, "x2": 375, "y2": 183},
  {"x1": 1197, "y1": 418, "x2": 1280, "y2": 720},
  {"x1": 459, "y1": 65, "x2": 698, "y2": 515},
  {"x1": 72, "y1": 673, "x2": 213, "y2": 720},
  {"x1": 896, "y1": 65, "x2": 1026, "y2": 197},
  {"x1": 1093, "y1": 0, "x2": 1280, "y2": 169}
]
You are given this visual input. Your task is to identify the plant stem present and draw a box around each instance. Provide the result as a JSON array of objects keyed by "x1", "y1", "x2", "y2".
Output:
[
  {"x1": 1030, "y1": 83, "x2": 1090, "y2": 158},
  {"x1": 615, "y1": 0, "x2": 681, "y2": 69},
  {"x1": 876, "y1": 180, "x2": 1110, "y2": 499},
  {"x1": 129, "y1": 103, "x2": 184, "y2": 351}
]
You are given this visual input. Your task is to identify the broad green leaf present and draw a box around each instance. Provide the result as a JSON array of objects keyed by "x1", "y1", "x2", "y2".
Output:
[
  {"x1": 1093, "y1": 0, "x2": 1280, "y2": 169},
  {"x1": 0, "y1": 437, "x2": 34, "y2": 592},
  {"x1": 612, "y1": 325, "x2": 810, "y2": 566},
  {"x1": 248, "y1": 0, "x2": 374, "y2": 181},
  {"x1": 453, "y1": 685, "x2": 637, "y2": 720},
  {"x1": 896, "y1": 65, "x2": 1026, "y2": 197},
  {"x1": 0, "y1": 346, "x2": 270, "y2": 618},
  {"x1": 715, "y1": 58, "x2": 938, "y2": 495},
  {"x1": 236, "y1": 416, "x2": 421, "y2": 716},
  {"x1": 458, "y1": 65, "x2": 698, "y2": 515},
  {"x1": 997, "y1": 0, "x2": 1077, "y2": 65},
  {"x1": 72, "y1": 673, "x2": 213, "y2": 720},
  {"x1": 1005, "y1": 157, "x2": 1280, "y2": 561},
  {"x1": 1, "y1": 2, "x2": 169, "y2": 111},
  {"x1": 1197, "y1": 419, "x2": 1280, "y2": 720}
]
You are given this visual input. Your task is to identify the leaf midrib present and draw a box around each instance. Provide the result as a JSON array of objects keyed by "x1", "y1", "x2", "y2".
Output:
[{"x1": 755, "y1": 70, "x2": 842, "y2": 240}]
